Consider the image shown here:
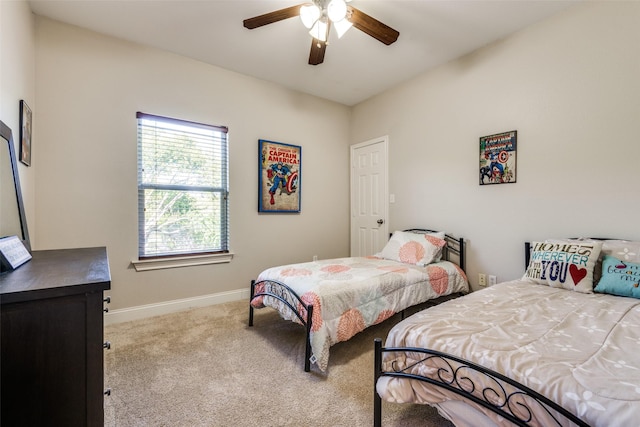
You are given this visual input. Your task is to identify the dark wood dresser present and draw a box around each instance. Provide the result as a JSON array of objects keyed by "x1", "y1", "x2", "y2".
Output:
[{"x1": 0, "y1": 247, "x2": 111, "y2": 426}]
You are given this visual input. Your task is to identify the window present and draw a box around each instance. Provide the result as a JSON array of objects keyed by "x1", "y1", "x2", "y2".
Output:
[{"x1": 137, "y1": 112, "x2": 228, "y2": 259}]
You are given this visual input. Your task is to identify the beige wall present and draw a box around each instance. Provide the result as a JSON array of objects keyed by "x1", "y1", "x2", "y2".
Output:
[
  {"x1": 33, "y1": 18, "x2": 351, "y2": 311},
  {"x1": 6, "y1": 1, "x2": 640, "y2": 314},
  {"x1": 351, "y1": 1, "x2": 640, "y2": 289},
  {"x1": 0, "y1": 0, "x2": 36, "y2": 239}
]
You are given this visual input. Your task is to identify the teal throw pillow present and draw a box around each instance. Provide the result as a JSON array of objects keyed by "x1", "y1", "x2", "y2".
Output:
[{"x1": 594, "y1": 255, "x2": 640, "y2": 299}]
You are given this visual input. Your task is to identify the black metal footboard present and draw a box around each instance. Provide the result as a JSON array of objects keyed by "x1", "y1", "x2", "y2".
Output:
[
  {"x1": 249, "y1": 279, "x2": 314, "y2": 372},
  {"x1": 373, "y1": 339, "x2": 590, "y2": 427}
]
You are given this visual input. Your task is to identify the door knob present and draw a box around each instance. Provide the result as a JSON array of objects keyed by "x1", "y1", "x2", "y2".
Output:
[{"x1": 377, "y1": 219, "x2": 384, "y2": 225}]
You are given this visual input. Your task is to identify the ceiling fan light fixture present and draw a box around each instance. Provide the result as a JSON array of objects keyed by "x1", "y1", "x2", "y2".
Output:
[
  {"x1": 333, "y1": 17, "x2": 352, "y2": 38},
  {"x1": 327, "y1": 0, "x2": 347, "y2": 22},
  {"x1": 300, "y1": 4, "x2": 321, "y2": 29}
]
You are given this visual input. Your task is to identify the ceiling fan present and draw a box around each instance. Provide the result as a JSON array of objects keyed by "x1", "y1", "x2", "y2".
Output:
[{"x1": 243, "y1": 0, "x2": 400, "y2": 65}]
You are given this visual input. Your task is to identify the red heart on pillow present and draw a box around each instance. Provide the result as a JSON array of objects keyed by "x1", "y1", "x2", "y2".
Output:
[{"x1": 569, "y1": 264, "x2": 587, "y2": 285}]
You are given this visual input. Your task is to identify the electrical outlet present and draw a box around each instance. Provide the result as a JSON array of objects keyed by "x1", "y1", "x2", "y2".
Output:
[
  {"x1": 478, "y1": 273, "x2": 486, "y2": 287},
  {"x1": 313, "y1": 255, "x2": 318, "y2": 261},
  {"x1": 488, "y1": 275, "x2": 497, "y2": 286}
]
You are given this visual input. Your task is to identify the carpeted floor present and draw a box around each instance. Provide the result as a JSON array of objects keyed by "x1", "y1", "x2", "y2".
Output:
[{"x1": 104, "y1": 300, "x2": 454, "y2": 427}]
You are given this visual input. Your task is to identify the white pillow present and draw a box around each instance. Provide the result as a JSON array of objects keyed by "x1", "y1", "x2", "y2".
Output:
[
  {"x1": 523, "y1": 240, "x2": 603, "y2": 293},
  {"x1": 375, "y1": 230, "x2": 446, "y2": 266}
]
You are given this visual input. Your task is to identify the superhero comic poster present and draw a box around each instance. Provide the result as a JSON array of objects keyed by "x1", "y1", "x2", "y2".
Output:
[
  {"x1": 479, "y1": 130, "x2": 517, "y2": 185},
  {"x1": 258, "y1": 139, "x2": 301, "y2": 213}
]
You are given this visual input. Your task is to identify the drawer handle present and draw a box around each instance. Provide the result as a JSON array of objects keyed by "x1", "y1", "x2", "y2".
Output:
[
  {"x1": 104, "y1": 296, "x2": 111, "y2": 304},
  {"x1": 104, "y1": 388, "x2": 111, "y2": 396},
  {"x1": 104, "y1": 341, "x2": 111, "y2": 350}
]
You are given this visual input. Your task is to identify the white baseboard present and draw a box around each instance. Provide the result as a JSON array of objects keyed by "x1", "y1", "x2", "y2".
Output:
[{"x1": 104, "y1": 288, "x2": 250, "y2": 325}]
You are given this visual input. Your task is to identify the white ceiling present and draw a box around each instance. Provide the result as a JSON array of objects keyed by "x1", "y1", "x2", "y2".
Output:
[{"x1": 28, "y1": 0, "x2": 578, "y2": 106}]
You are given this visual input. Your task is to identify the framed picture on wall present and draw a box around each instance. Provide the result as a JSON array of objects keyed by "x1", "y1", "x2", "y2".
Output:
[
  {"x1": 479, "y1": 130, "x2": 517, "y2": 185},
  {"x1": 19, "y1": 100, "x2": 32, "y2": 166},
  {"x1": 258, "y1": 139, "x2": 301, "y2": 213}
]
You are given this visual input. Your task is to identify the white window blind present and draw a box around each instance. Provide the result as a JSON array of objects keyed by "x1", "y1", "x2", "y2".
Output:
[{"x1": 137, "y1": 112, "x2": 229, "y2": 258}]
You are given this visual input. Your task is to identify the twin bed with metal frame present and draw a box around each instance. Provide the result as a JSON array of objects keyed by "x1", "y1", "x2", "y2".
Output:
[
  {"x1": 249, "y1": 229, "x2": 469, "y2": 372},
  {"x1": 374, "y1": 238, "x2": 640, "y2": 426}
]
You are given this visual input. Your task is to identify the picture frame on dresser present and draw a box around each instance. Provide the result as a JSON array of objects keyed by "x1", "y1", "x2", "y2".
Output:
[{"x1": 0, "y1": 235, "x2": 32, "y2": 271}]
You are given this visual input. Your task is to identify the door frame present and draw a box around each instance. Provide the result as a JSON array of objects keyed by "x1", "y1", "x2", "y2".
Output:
[{"x1": 349, "y1": 135, "x2": 389, "y2": 256}]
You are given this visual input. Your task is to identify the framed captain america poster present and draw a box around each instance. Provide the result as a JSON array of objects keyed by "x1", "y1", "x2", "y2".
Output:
[
  {"x1": 479, "y1": 130, "x2": 517, "y2": 185},
  {"x1": 258, "y1": 139, "x2": 301, "y2": 213}
]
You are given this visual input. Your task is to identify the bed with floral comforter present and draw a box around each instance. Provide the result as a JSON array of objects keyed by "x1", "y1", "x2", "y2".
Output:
[{"x1": 249, "y1": 230, "x2": 468, "y2": 372}]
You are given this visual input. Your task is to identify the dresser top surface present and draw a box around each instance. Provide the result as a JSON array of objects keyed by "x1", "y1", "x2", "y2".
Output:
[{"x1": 0, "y1": 247, "x2": 111, "y2": 303}]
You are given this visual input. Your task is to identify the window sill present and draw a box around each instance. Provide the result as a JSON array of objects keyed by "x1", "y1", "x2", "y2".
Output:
[{"x1": 131, "y1": 252, "x2": 234, "y2": 272}]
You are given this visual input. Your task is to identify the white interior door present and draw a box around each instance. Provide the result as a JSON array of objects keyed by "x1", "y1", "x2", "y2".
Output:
[{"x1": 350, "y1": 136, "x2": 389, "y2": 257}]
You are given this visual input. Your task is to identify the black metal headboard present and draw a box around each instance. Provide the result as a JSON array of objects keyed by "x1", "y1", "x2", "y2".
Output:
[
  {"x1": 524, "y1": 241, "x2": 532, "y2": 269},
  {"x1": 402, "y1": 229, "x2": 465, "y2": 272}
]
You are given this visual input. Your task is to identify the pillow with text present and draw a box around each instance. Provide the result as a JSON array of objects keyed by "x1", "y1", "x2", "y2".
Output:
[{"x1": 523, "y1": 240, "x2": 603, "y2": 293}]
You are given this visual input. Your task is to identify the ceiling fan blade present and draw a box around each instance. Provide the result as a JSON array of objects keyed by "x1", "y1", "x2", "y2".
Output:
[
  {"x1": 243, "y1": 4, "x2": 303, "y2": 29},
  {"x1": 308, "y1": 38, "x2": 327, "y2": 65},
  {"x1": 348, "y1": 6, "x2": 399, "y2": 45},
  {"x1": 309, "y1": 20, "x2": 330, "y2": 65}
]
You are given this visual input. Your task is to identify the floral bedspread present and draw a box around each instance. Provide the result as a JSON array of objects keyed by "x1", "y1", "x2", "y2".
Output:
[
  {"x1": 252, "y1": 256, "x2": 468, "y2": 372},
  {"x1": 378, "y1": 280, "x2": 640, "y2": 426}
]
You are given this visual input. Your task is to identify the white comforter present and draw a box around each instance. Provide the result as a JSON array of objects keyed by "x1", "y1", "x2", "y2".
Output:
[
  {"x1": 252, "y1": 256, "x2": 469, "y2": 372},
  {"x1": 378, "y1": 280, "x2": 640, "y2": 426}
]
